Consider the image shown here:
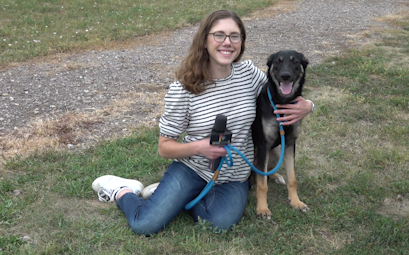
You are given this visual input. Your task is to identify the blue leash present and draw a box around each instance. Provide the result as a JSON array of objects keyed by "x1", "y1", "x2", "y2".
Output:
[{"x1": 185, "y1": 87, "x2": 285, "y2": 210}]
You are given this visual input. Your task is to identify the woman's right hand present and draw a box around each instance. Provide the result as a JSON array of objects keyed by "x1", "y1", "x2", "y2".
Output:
[
  {"x1": 158, "y1": 136, "x2": 227, "y2": 159},
  {"x1": 196, "y1": 138, "x2": 227, "y2": 159}
]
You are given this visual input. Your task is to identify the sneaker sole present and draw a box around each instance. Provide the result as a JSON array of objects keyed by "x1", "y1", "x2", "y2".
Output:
[{"x1": 141, "y1": 183, "x2": 159, "y2": 199}]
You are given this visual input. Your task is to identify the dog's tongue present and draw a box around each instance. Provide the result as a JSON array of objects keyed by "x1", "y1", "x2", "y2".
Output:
[{"x1": 280, "y1": 82, "x2": 293, "y2": 95}]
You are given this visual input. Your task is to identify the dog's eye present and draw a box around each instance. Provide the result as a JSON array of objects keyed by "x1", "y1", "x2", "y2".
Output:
[{"x1": 293, "y1": 59, "x2": 298, "y2": 64}]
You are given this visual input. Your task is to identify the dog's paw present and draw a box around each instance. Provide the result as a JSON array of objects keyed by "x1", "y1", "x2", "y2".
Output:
[
  {"x1": 270, "y1": 173, "x2": 286, "y2": 185},
  {"x1": 274, "y1": 175, "x2": 286, "y2": 185},
  {"x1": 256, "y1": 209, "x2": 272, "y2": 220},
  {"x1": 288, "y1": 199, "x2": 310, "y2": 212},
  {"x1": 299, "y1": 205, "x2": 310, "y2": 212}
]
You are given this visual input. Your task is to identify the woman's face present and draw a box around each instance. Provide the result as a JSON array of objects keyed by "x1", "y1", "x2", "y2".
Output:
[{"x1": 205, "y1": 18, "x2": 242, "y2": 72}]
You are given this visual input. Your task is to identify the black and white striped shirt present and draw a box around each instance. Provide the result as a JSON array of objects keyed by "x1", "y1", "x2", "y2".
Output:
[{"x1": 159, "y1": 60, "x2": 267, "y2": 184}]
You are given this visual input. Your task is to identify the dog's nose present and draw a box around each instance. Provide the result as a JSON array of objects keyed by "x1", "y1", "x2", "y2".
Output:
[{"x1": 280, "y1": 72, "x2": 291, "y2": 81}]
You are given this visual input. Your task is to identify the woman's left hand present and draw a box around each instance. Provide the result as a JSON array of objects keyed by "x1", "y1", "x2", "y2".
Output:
[{"x1": 273, "y1": 96, "x2": 312, "y2": 126}]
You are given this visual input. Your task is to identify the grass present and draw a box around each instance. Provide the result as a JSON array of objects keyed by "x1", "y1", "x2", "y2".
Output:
[
  {"x1": 1, "y1": 1, "x2": 409, "y2": 255},
  {"x1": 0, "y1": 0, "x2": 275, "y2": 66}
]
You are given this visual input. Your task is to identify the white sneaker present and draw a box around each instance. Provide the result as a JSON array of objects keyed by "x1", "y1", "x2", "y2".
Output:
[
  {"x1": 92, "y1": 175, "x2": 144, "y2": 202},
  {"x1": 141, "y1": 183, "x2": 159, "y2": 199}
]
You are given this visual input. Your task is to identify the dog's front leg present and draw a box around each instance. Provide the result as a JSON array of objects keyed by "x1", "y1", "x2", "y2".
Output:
[
  {"x1": 267, "y1": 146, "x2": 286, "y2": 185},
  {"x1": 284, "y1": 144, "x2": 310, "y2": 212},
  {"x1": 256, "y1": 148, "x2": 272, "y2": 219}
]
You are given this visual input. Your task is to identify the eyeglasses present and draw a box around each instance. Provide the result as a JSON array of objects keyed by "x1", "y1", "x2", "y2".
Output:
[{"x1": 208, "y1": 32, "x2": 242, "y2": 43}]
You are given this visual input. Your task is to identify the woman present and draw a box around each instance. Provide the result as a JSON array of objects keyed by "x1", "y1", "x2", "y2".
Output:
[{"x1": 92, "y1": 9, "x2": 313, "y2": 235}]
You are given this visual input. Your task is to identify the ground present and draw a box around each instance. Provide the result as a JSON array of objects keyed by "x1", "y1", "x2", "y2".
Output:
[{"x1": 0, "y1": 0, "x2": 408, "y2": 217}]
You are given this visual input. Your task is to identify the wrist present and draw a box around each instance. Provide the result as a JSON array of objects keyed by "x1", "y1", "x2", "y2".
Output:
[{"x1": 306, "y1": 100, "x2": 315, "y2": 114}]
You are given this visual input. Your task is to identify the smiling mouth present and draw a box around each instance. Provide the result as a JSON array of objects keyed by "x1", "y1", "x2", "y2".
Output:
[
  {"x1": 219, "y1": 50, "x2": 233, "y2": 55},
  {"x1": 279, "y1": 81, "x2": 294, "y2": 95}
]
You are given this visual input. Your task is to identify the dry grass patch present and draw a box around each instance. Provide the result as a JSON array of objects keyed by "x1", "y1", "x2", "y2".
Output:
[
  {"x1": 0, "y1": 112, "x2": 102, "y2": 159},
  {"x1": 377, "y1": 196, "x2": 409, "y2": 220},
  {"x1": 308, "y1": 228, "x2": 354, "y2": 252},
  {"x1": 0, "y1": 83, "x2": 166, "y2": 161},
  {"x1": 373, "y1": 10, "x2": 409, "y2": 27}
]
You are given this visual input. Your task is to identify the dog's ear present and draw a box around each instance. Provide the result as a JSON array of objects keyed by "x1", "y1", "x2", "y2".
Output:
[
  {"x1": 266, "y1": 53, "x2": 277, "y2": 68},
  {"x1": 300, "y1": 54, "x2": 309, "y2": 70}
]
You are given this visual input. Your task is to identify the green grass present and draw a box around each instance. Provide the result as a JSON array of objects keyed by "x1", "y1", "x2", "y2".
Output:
[
  {"x1": 1, "y1": 2, "x2": 409, "y2": 255},
  {"x1": 0, "y1": 0, "x2": 275, "y2": 66}
]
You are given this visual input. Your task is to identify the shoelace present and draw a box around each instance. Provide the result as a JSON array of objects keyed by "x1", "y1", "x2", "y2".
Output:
[
  {"x1": 97, "y1": 188, "x2": 116, "y2": 202},
  {"x1": 97, "y1": 186, "x2": 140, "y2": 202}
]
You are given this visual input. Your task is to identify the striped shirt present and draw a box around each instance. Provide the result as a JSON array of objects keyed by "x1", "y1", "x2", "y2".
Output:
[{"x1": 159, "y1": 60, "x2": 267, "y2": 184}]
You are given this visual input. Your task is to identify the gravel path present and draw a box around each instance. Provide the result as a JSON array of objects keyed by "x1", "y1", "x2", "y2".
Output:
[{"x1": 0, "y1": 0, "x2": 407, "y2": 150}]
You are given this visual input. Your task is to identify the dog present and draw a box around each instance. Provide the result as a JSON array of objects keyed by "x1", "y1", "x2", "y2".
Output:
[{"x1": 251, "y1": 50, "x2": 310, "y2": 219}]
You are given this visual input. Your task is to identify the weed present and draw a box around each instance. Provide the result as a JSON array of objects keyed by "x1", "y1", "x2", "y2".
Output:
[{"x1": 1, "y1": 3, "x2": 409, "y2": 255}]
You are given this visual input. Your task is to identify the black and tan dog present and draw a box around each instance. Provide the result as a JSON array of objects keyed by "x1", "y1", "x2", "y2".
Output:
[{"x1": 251, "y1": 50, "x2": 310, "y2": 219}]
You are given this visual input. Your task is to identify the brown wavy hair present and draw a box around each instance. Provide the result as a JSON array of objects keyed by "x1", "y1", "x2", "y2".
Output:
[{"x1": 175, "y1": 10, "x2": 246, "y2": 94}]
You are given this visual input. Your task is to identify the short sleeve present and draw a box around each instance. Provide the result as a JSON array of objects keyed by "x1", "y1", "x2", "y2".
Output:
[{"x1": 159, "y1": 82, "x2": 190, "y2": 139}]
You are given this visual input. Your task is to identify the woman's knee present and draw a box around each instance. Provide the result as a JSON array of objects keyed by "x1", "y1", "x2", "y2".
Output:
[
  {"x1": 128, "y1": 219, "x2": 164, "y2": 236},
  {"x1": 196, "y1": 215, "x2": 241, "y2": 233}
]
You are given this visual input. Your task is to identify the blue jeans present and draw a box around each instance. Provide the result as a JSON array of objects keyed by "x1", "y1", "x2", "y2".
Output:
[{"x1": 116, "y1": 161, "x2": 249, "y2": 235}]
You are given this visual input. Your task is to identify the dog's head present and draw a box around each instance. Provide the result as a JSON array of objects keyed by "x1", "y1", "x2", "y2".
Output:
[{"x1": 266, "y1": 50, "x2": 309, "y2": 101}]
